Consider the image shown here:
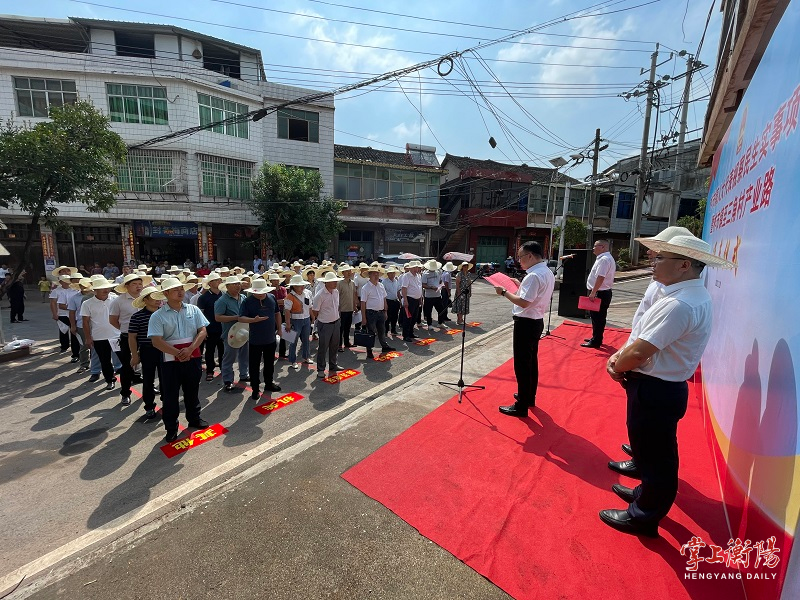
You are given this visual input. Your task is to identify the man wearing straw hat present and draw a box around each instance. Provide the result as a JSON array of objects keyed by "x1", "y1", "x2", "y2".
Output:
[
  {"x1": 421, "y1": 259, "x2": 446, "y2": 330},
  {"x1": 128, "y1": 286, "x2": 163, "y2": 420},
  {"x1": 239, "y1": 278, "x2": 281, "y2": 400},
  {"x1": 336, "y1": 265, "x2": 358, "y2": 351},
  {"x1": 81, "y1": 277, "x2": 121, "y2": 392},
  {"x1": 215, "y1": 276, "x2": 250, "y2": 393},
  {"x1": 68, "y1": 277, "x2": 95, "y2": 374},
  {"x1": 359, "y1": 265, "x2": 395, "y2": 360},
  {"x1": 197, "y1": 272, "x2": 224, "y2": 382},
  {"x1": 50, "y1": 271, "x2": 82, "y2": 361},
  {"x1": 147, "y1": 277, "x2": 209, "y2": 441},
  {"x1": 400, "y1": 260, "x2": 423, "y2": 342},
  {"x1": 382, "y1": 266, "x2": 402, "y2": 338},
  {"x1": 312, "y1": 271, "x2": 344, "y2": 378},
  {"x1": 600, "y1": 234, "x2": 734, "y2": 537},
  {"x1": 110, "y1": 273, "x2": 151, "y2": 405}
]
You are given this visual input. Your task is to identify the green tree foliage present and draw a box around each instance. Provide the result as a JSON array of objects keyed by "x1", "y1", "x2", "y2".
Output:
[
  {"x1": 676, "y1": 198, "x2": 707, "y2": 237},
  {"x1": 552, "y1": 217, "x2": 588, "y2": 250},
  {"x1": 0, "y1": 101, "x2": 127, "y2": 282},
  {"x1": 248, "y1": 163, "x2": 345, "y2": 258}
]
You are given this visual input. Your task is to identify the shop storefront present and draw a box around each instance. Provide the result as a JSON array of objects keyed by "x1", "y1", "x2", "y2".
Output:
[{"x1": 134, "y1": 220, "x2": 199, "y2": 265}]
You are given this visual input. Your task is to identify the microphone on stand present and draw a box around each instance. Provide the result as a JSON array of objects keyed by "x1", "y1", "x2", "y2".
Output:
[{"x1": 559, "y1": 254, "x2": 576, "y2": 260}]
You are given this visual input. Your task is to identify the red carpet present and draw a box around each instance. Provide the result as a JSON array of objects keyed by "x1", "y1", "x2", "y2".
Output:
[{"x1": 343, "y1": 322, "x2": 747, "y2": 600}]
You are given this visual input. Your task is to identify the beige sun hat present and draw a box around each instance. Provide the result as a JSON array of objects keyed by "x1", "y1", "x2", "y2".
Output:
[
  {"x1": 132, "y1": 286, "x2": 161, "y2": 309},
  {"x1": 152, "y1": 277, "x2": 194, "y2": 300},
  {"x1": 423, "y1": 259, "x2": 442, "y2": 271},
  {"x1": 137, "y1": 264, "x2": 151, "y2": 272},
  {"x1": 319, "y1": 271, "x2": 344, "y2": 283},
  {"x1": 204, "y1": 272, "x2": 222, "y2": 285},
  {"x1": 90, "y1": 277, "x2": 116, "y2": 291},
  {"x1": 220, "y1": 275, "x2": 243, "y2": 293},
  {"x1": 639, "y1": 234, "x2": 736, "y2": 268},
  {"x1": 367, "y1": 264, "x2": 385, "y2": 275},
  {"x1": 51, "y1": 265, "x2": 78, "y2": 278},
  {"x1": 168, "y1": 265, "x2": 182, "y2": 273},
  {"x1": 458, "y1": 262, "x2": 474, "y2": 270},
  {"x1": 227, "y1": 322, "x2": 250, "y2": 349},
  {"x1": 635, "y1": 226, "x2": 694, "y2": 244},
  {"x1": 247, "y1": 278, "x2": 275, "y2": 294},
  {"x1": 442, "y1": 261, "x2": 457, "y2": 272},
  {"x1": 288, "y1": 274, "x2": 310, "y2": 287},
  {"x1": 114, "y1": 272, "x2": 154, "y2": 293},
  {"x1": 58, "y1": 274, "x2": 73, "y2": 283},
  {"x1": 384, "y1": 266, "x2": 401, "y2": 275},
  {"x1": 267, "y1": 272, "x2": 281, "y2": 281},
  {"x1": 406, "y1": 260, "x2": 423, "y2": 269}
]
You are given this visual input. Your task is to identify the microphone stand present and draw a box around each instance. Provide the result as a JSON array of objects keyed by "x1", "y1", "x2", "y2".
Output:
[
  {"x1": 439, "y1": 266, "x2": 486, "y2": 403},
  {"x1": 542, "y1": 261, "x2": 566, "y2": 340}
]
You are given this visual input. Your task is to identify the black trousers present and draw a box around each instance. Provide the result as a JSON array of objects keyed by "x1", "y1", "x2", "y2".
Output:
[
  {"x1": 92, "y1": 339, "x2": 117, "y2": 384},
  {"x1": 117, "y1": 333, "x2": 135, "y2": 398},
  {"x1": 626, "y1": 373, "x2": 688, "y2": 522},
  {"x1": 160, "y1": 357, "x2": 202, "y2": 433},
  {"x1": 59, "y1": 316, "x2": 80, "y2": 357},
  {"x1": 139, "y1": 344, "x2": 162, "y2": 411},
  {"x1": 249, "y1": 342, "x2": 277, "y2": 392},
  {"x1": 340, "y1": 310, "x2": 354, "y2": 346},
  {"x1": 401, "y1": 297, "x2": 421, "y2": 339},
  {"x1": 589, "y1": 289, "x2": 613, "y2": 344},
  {"x1": 512, "y1": 316, "x2": 544, "y2": 407},
  {"x1": 386, "y1": 300, "x2": 401, "y2": 334},
  {"x1": 204, "y1": 331, "x2": 224, "y2": 373},
  {"x1": 423, "y1": 295, "x2": 445, "y2": 325},
  {"x1": 10, "y1": 299, "x2": 24, "y2": 322}
]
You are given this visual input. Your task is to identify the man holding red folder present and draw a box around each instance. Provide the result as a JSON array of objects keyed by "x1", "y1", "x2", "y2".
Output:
[
  {"x1": 148, "y1": 277, "x2": 210, "y2": 442},
  {"x1": 582, "y1": 239, "x2": 616, "y2": 348}
]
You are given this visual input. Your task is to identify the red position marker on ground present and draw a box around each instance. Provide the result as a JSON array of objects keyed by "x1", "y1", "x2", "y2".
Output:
[
  {"x1": 373, "y1": 351, "x2": 403, "y2": 362},
  {"x1": 414, "y1": 338, "x2": 436, "y2": 346},
  {"x1": 324, "y1": 369, "x2": 360, "y2": 384},
  {"x1": 253, "y1": 392, "x2": 304, "y2": 415},
  {"x1": 160, "y1": 423, "x2": 228, "y2": 458}
]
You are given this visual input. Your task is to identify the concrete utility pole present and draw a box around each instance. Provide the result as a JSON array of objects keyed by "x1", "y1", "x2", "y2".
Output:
[
  {"x1": 556, "y1": 179, "x2": 571, "y2": 274},
  {"x1": 630, "y1": 43, "x2": 659, "y2": 266},
  {"x1": 586, "y1": 128, "x2": 601, "y2": 272},
  {"x1": 668, "y1": 53, "x2": 697, "y2": 226}
]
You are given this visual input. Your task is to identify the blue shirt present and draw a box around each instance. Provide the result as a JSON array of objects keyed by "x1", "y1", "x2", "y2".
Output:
[
  {"x1": 241, "y1": 294, "x2": 279, "y2": 346},
  {"x1": 147, "y1": 302, "x2": 209, "y2": 342},
  {"x1": 214, "y1": 292, "x2": 244, "y2": 336}
]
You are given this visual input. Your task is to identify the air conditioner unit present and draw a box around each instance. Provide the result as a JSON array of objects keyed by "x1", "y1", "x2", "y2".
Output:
[{"x1": 426, "y1": 208, "x2": 438, "y2": 214}]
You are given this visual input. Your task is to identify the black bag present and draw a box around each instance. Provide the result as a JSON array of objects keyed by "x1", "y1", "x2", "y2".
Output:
[{"x1": 354, "y1": 329, "x2": 376, "y2": 347}]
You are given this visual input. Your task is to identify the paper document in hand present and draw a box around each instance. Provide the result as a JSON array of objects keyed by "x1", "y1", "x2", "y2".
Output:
[
  {"x1": 484, "y1": 272, "x2": 520, "y2": 294},
  {"x1": 280, "y1": 324, "x2": 298, "y2": 343}
]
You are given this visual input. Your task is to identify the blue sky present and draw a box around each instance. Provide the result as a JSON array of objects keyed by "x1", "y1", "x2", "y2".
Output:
[{"x1": 5, "y1": 0, "x2": 720, "y2": 180}]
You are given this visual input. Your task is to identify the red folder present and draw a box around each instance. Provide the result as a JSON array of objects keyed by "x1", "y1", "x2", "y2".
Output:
[{"x1": 578, "y1": 296, "x2": 602, "y2": 311}]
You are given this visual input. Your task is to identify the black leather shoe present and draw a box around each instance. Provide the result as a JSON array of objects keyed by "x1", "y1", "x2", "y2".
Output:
[
  {"x1": 402, "y1": 337, "x2": 415, "y2": 342},
  {"x1": 366, "y1": 352, "x2": 375, "y2": 360},
  {"x1": 608, "y1": 459, "x2": 641, "y2": 478},
  {"x1": 584, "y1": 338, "x2": 593, "y2": 342},
  {"x1": 499, "y1": 403, "x2": 528, "y2": 417},
  {"x1": 599, "y1": 509, "x2": 658, "y2": 537},
  {"x1": 381, "y1": 346, "x2": 396, "y2": 352},
  {"x1": 612, "y1": 483, "x2": 637, "y2": 503},
  {"x1": 622, "y1": 443, "x2": 633, "y2": 457},
  {"x1": 265, "y1": 382, "x2": 281, "y2": 392},
  {"x1": 164, "y1": 430, "x2": 179, "y2": 442},
  {"x1": 88, "y1": 374, "x2": 100, "y2": 383},
  {"x1": 512, "y1": 393, "x2": 535, "y2": 408},
  {"x1": 581, "y1": 341, "x2": 601, "y2": 348},
  {"x1": 188, "y1": 419, "x2": 209, "y2": 429}
]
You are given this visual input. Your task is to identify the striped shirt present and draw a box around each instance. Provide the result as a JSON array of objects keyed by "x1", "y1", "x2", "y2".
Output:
[{"x1": 128, "y1": 308, "x2": 157, "y2": 348}]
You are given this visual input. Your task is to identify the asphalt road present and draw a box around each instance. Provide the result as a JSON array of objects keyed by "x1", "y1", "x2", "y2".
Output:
[{"x1": 0, "y1": 275, "x2": 650, "y2": 599}]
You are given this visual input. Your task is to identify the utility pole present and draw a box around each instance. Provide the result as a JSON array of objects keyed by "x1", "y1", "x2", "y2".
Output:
[
  {"x1": 586, "y1": 128, "x2": 601, "y2": 272},
  {"x1": 629, "y1": 43, "x2": 659, "y2": 266},
  {"x1": 556, "y1": 179, "x2": 571, "y2": 274},
  {"x1": 669, "y1": 53, "x2": 698, "y2": 225}
]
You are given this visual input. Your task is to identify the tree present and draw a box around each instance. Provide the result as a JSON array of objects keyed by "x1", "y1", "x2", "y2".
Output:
[
  {"x1": 552, "y1": 217, "x2": 588, "y2": 250},
  {"x1": 248, "y1": 163, "x2": 345, "y2": 258},
  {"x1": 676, "y1": 198, "x2": 707, "y2": 237},
  {"x1": 0, "y1": 101, "x2": 127, "y2": 283}
]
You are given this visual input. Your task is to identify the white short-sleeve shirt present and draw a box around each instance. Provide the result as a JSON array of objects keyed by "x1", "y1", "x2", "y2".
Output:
[
  {"x1": 514, "y1": 261, "x2": 555, "y2": 319},
  {"x1": 360, "y1": 281, "x2": 387, "y2": 310},
  {"x1": 587, "y1": 252, "x2": 616, "y2": 291},
  {"x1": 82, "y1": 295, "x2": 121, "y2": 341}
]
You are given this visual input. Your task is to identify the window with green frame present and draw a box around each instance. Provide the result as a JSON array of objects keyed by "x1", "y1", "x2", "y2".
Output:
[
  {"x1": 277, "y1": 108, "x2": 319, "y2": 143},
  {"x1": 117, "y1": 152, "x2": 174, "y2": 192},
  {"x1": 197, "y1": 93, "x2": 248, "y2": 138},
  {"x1": 106, "y1": 83, "x2": 168, "y2": 124},
  {"x1": 200, "y1": 155, "x2": 253, "y2": 199}
]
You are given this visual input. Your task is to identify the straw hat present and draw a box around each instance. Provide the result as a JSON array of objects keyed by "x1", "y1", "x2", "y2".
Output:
[
  {"x1": 384, "y1": 266, "x2": 401, "y2": 275},
  {"x1": 246, "y1": 279, "x2": 274, "y2": 295},
  {"x1": 318, "y1": 271, "x2": 344, "y2": 283},
  {"x1": 635, "y1": 226, "x2": 694, "y2": 244},
  {"x1": 442, "y1": 262, "x2": 457, "y2": 272},
  {"x1": 152, "y1": 277, "x2": 194, "y2": 300},
  {"x1": 58, "y1": 274, "x2": 73, "y2": 283},
  {"x1": 167, "y1": 265, "x2": 182, "y2": 273},
  {"x1": 90, "y1": 277, "x2": 116, "y2": 291},
  {"x1": 639, "y1": 235, "x2": 736, "y2": 268},
  {"x1": 132, "y1": 286, "x2": 161, "y2": 309},
  {"x1": 267, "y1": 272, "x2": 281, "y2": 282},
  {"x1": 423, "y1": 259, "x2": 442, "y2": 271},
  {"x1": 114, "y1": 272, "x2": 153, "y2": 293},
  {"x1": 406, "y1": 260, "x2": 423, "y2": 269},
  {"x1": 280, "y1": 270, "x2": 295, "y2": 278},
  {"x1": 227, "y1": 322, "x2": 250, "y2": 349},
  {"x1": 232, "y1": 266, "x2": 245, "y2": 275},
  {"x1": 338, "y1": 264, "x2": 354, "y2": 272},
  {"x1": 458, "y1": 262, "x2": 474, "y2": 271},
  {"x1": 367, "y1": 264, "x2": 385, "y2": 275},
  {"x1": 288, "y1": 274, "x2": 310, "y2": 287},
  {"x1": 137, "y1": 264, "x2": 151, "y2": 272},
  {"x1": 51, "y1": 265, "x2": 77, "y2": 278},
  {"x1": 220, "y1": 275, "x2": 243, "y2": 293},
  {"x1": 204, "y1": 272, "x2": 222, "y2": 286}
]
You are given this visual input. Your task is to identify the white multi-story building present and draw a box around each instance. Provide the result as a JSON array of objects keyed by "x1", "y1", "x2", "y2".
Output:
[{"x1": 0, "y1": 15, "x2": 334, "y2": 275}]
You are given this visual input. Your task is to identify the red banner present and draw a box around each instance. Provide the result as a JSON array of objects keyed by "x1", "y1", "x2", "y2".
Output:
[
  {"x1": 253, "y1": 392, "x2": 304, "y2": 415},
  {"x1": 414, "y1": 338, "x2": 436, "y2": 346},
  {"x1": 373, "y1": 351, "x2": 402, "y2": 362},
  {"x1": 160, "y1": 423, "x2": 227, "y2": 458},
  {"x1": 324, "y1": 369, "x2": 360, "y2": 384}
]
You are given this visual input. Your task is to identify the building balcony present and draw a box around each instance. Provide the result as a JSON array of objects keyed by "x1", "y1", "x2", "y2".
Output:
[{"x1": 339, "y1": 201, "x2": 439, "y2": 226}]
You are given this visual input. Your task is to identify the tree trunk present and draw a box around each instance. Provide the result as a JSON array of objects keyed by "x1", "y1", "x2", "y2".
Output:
[{"x1": 11, "y1": 210, "x2": 42, "y2": 286}]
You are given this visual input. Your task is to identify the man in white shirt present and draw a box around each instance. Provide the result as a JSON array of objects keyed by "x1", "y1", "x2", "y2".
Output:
[
  {"x1": 109, "y1": 273, "x2": 147, "y2": 405},
  {"x1": 82, "y1": 277, "x2": 121, "y2": 391},
  {"x1": 400, "y1": 261, "x2": 423, "y2": 342},
  {"x1": 312, "y1": 272, "x2": 344, "y2": 378},
  {"x1": 359, "y1": 266, "x2": 395, "y2": 359},
  {"x1": 582, "y1": 239, "x2": 617, "y2": 348},
  {"x1": 600, "y1": 234, "x2": 733, "y2": 537},
  {"x1": 50, "y1": 273, "x2": 81, "y2": 360},
  {"x1": 493, "y1": 241, "x2": 555, "y2": 416},
  {"x1": 381, "y1": 267, "x2": 403, "y2": 337},
  {"x1": 421, "y1": 259, "x2": 445, "y2": 329}
]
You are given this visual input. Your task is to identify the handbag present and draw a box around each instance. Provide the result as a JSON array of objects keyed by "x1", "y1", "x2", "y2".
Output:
[{"x1": 353, "y1": 329, "x2": 376, "y2": 347}]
